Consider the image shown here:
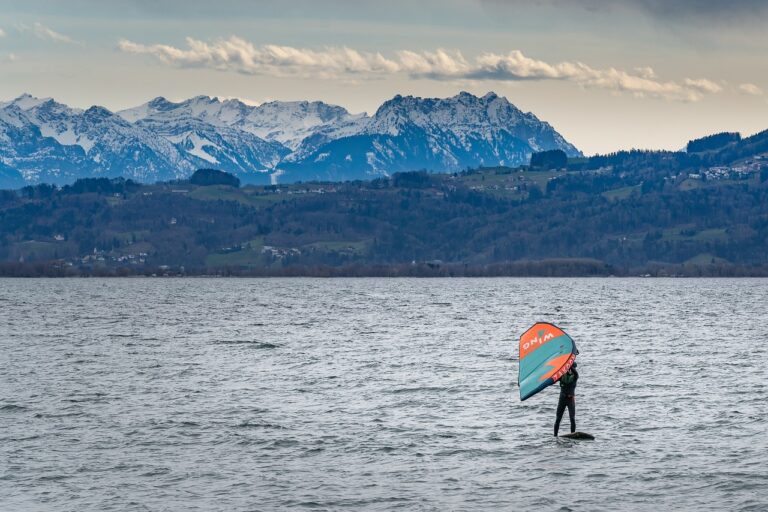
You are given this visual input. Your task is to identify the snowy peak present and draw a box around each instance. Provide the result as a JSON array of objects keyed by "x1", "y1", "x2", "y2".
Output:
[
  {"x1": 119, "y1": 95, "x2": 248, "y2": 124},
  {"x1": 238, "y1": 100, "x2": 362, "y2": 149},
  {"x1": 118, "y1": 96, "x2": 174, "y2": 122},
  {"x1": 359, "y1": 91, "x2": 579, "y2": 158},
  {"x1": 367, "y1": 91, "x2": 530, "y2": 136},
  {"x1": 0, "y1": 104, "x2": 31, "y2": 128},
  {"x1": 1, "y1": 91, "x2": 581, "y2": 186},
  {"x1": 0, "y1": 94, "x2": 194, "y2": 184},
  {"x1": 13, "y1": 96, "x2": 97, "y2": 152},
  {"x1": 120, "y1": 96, "x2": 290, "y2": 174},
  {"x1": 3, "y1": 93, "x2": 56, "y2": 111},
  {"x1": 248, "y1": 100, "x2": 352, "y2": 125},
  {"x1": 118, "y1": 95, "x2": 360, "y2": 149},
  {"x1": 10, "y1": 95, "x2": 81, "y2": 120},
  {"x1": 277, "y1": 91, "x2": 580, "y2": 182},
  {"x1": 175, "y1": 95, "x2": 250, "y2": 122},
  {"x1": 83, "y1": 105, "x2": 116, "y2": 121}
]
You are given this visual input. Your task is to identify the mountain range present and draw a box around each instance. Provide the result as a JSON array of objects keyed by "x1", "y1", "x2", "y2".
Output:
[{"x1": 0, "y1": 92, "x2": 580, "y2": 188}]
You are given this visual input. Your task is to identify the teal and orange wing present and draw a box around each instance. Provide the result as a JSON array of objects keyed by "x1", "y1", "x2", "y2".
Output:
[{"x1": 518, "y1": 322, "x2": 577, "y2": 401}]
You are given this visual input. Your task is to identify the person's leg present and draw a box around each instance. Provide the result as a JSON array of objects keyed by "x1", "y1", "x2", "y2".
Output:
[
  {"x1": 554, "y1": 395, "x2": 566, "y2": 436},
  {"x1": 567, "y1": 397, "x2": 576, "y2": 433}
]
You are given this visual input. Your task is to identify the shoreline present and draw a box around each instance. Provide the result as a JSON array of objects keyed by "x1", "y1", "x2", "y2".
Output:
[{"x1": 3, "y1": 260, "x2": 768, "y2": 278}]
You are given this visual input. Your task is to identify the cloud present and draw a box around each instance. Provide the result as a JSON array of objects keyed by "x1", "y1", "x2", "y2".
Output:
[
  {"x1": 118, "y1": 37, "x2": 399, "y2": 79},
  {"x1": 460, "y1": 51, "x2": 721, "y2": 101},
  {"x1": 17, "y1": 22, "x2": 78, "y2": 44},
  {"x1": 396, "y1": 49, "x2": 471, "y2": 78},
  {"x1": 683, "y1": 78, "x2": 723, "y2": 94},
  {"x1": 738, "y1": 83, "x2": 763, "y2": 96},
  {"x1": 0, "y1": 28, "x2": 6, "y2": 38},
  {"x1": 119, "y1": 36, "x2": 723, "y2": 102}
]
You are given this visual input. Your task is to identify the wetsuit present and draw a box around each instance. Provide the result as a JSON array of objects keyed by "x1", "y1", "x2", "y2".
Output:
[{"x1": 554, "y1": 368, "x2": 578, "y2": 436}]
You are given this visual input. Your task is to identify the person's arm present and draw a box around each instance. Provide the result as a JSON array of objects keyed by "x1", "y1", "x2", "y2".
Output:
[{"x1": 573, "y1": 369, "x2": 579, "y2": 382}]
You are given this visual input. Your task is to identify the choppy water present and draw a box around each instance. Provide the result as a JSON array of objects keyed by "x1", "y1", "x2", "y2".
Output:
[{"x1": 1, "y1": 278, "x2": 767, "y2": 511}]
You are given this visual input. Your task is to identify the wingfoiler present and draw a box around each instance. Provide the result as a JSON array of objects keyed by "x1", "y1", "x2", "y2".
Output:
[{"x1": 518, "y1": 322, "x2": 578, "y2": 401}]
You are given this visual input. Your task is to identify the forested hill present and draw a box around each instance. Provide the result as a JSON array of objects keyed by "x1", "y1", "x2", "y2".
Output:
[{"x1": 2, "y1": 132, "x2": 768, "y2": 277}]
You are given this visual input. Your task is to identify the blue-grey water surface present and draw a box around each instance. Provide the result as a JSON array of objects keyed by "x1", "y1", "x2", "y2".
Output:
[{"x1": 1, "y1": 278, "x2": 767, "y2": 511}]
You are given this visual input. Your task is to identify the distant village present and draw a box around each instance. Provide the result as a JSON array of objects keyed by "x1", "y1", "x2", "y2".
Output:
[{"x1": 694, "y1": 155, "x2": 768, "y2": 181}]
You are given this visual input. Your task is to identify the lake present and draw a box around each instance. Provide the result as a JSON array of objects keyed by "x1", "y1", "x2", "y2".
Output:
[{"x1": 1, "y1": 278, "x2": 766, "y2": 511}]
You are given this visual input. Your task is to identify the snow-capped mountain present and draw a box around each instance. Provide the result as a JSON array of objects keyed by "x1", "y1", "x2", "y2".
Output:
[
  {"x1": 0, "y1": 102, "x2": 97, "y2": 185},
  {"x1": 279, "y1": 91, "x2": 581, "y2": 181},
  {"x1": 119, "y1": 96, "x2": 365, "y2": 150},
  {"x1": 234, "y1": 100, "x2": 366, "y2": 150},
  {"x1": 127, "y1": 97, "x2": 289, "y2": 178},
  {"x1": 366, "y1": 92, "x2": 577, "y2": 153},
  {"x1": 0, "y1": 92, "x2": 581, "y2": 187},
  {"x1": 136, "y1": 116, "x2": 289, "y2": 178},
  {"x1": 0, "y1": 94, "x2": 194, "y2": 184},
  {"x1": 118, "y1": 95, "x2": 251, "y2": 125}
]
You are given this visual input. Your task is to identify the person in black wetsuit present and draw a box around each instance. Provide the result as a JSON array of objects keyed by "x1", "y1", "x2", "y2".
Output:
[{"x1": 554, "y1": 362, "x2": 578, "y2": 436}]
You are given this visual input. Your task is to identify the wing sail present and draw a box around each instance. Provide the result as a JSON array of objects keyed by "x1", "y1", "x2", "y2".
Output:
[{"x1": 518, "y1": 322, "x2": 578, "y2": 401}]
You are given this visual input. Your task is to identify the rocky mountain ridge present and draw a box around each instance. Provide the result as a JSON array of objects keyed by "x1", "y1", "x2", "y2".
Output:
[{"x1": 0, "y1": 92, "x2": 581, "y2": 187}]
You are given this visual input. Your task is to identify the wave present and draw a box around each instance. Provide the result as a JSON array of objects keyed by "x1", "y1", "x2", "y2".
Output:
[
  {"x1": 0, "y1": 404, "x2": 27, "y2": 412},
  {"x1": 214, "y1": 340, "x2": 280, "y2": 348}
]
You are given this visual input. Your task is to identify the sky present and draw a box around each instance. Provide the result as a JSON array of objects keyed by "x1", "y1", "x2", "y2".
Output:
[{"x1": 1, "y1": 0, "x2": 767, "y2": 154}]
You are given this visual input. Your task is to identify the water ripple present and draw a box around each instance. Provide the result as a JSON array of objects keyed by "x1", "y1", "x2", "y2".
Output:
[{"x1": 1, "y1": 277, "x2": 767, "y2": 511}]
